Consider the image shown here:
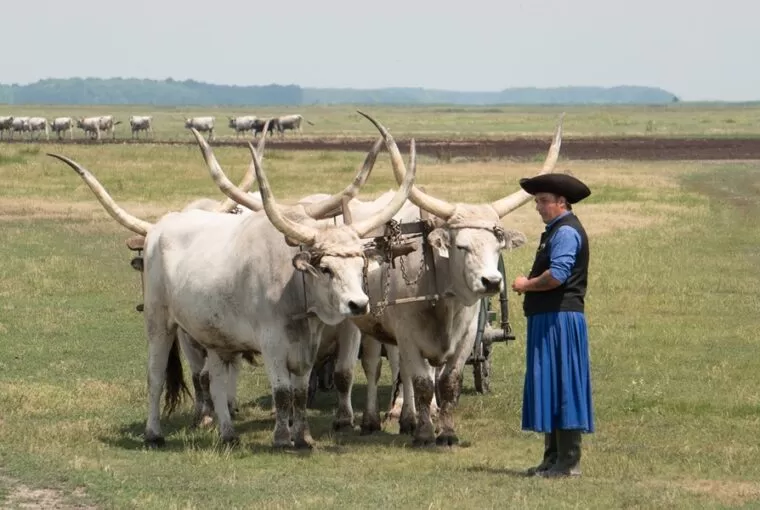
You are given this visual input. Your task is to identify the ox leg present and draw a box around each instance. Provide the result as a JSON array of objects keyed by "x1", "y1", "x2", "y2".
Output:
[
  {"x1": 399, "y1": 347, "x2": 436, "y2": 446},
  {"x1": 290, "y1": 372, "x2": 315, "y2": 449},
  {"x1": 435, "y1": 316, "x2": 478, "y2": 447},
  {"x1": 226, "y1": 354, "x2": 242, "y2": 418},
  {"x1": 359, "y1": 335, "x2": 383, "y2": 434},
  {"x1": 264, "y1": 349, "x2": 295, "y2": 448},
  {"x1": 205, "y1": 350, "x2": 239, "y2": 445},
  {"x1": 143, "y1": 323, "x2": 179, "y2": 448},
  {"x1": 178, "y1": 330, "x2": 213, "y2": 428},
  {"x1": 332, "y1": 322, "x2": 360, "y2": 431},
  {"x1": 397, "y1": 363, "x2": 418, "y2": 436},
  {"x1": 385, "y1": 344, "x2": 403, "y2": 420}
]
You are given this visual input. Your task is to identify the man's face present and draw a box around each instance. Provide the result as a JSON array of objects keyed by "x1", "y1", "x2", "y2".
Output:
[{"x1": 534, "y1": 192, "x2": 566, "y2": 224}]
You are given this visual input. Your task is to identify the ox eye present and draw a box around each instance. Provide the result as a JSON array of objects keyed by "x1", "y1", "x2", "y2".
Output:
[
  {"x1": 320, "y1": 266, "x2": 333, "y2": 277},
  {"x1": 456, "y1": 245, "x2": 470, "y2": 252}
]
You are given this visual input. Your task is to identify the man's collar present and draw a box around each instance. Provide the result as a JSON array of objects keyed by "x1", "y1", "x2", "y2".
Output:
[{"x1": 545, "y1": 211, "x2": 572, "y2": 230}]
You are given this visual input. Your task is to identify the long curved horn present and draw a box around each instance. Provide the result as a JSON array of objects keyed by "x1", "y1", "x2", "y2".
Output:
[
  {"x1": 357, "y1": 111, "x2": 456, "y2": 220},
  {"x1": 190, "y1": 128, "x2": 263, "y2": 212},
  {"x1": 301, "y1": 137, "x2": 383, "y2": 219},
  {"x1": 351, "y1": 138, "x2": 417, "y2": 237},
  {"x1": 216, "y1": 119, "x2": 270, "y2": 212},
  {"x1": 47, "y1": 153, "x2": 152, "y2": 235},
  {"x1": 490, "y1": 113, "x2": 564, "y2": 218},
  {"x1": 250, "y1": 145, "x2": 318, "y2": 245}
]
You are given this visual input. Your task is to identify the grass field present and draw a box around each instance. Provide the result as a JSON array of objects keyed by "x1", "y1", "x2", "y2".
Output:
[
  {"x1": 2, "y1": 103, "x2": 760, "y2": 141},
  {"x1": 1, "y1": 128, "x2": 760, "y2": 509}
]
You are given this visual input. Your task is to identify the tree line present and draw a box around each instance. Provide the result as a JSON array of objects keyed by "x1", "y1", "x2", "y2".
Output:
[{"x1": 0, "y1": 78, "x2": 680, "y2": 106}]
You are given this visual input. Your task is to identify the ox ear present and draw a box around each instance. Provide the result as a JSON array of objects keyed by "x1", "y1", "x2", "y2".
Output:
[
  {"x1": 293, "y1": 251, "x2": 318, "y2": 276},
  {"x1": 427, "y1": 228, "x2": 450, "y2": 259},
  {"x1": 503, "y1": 228, "x2": 527, "y2": 250},
  {"x1": 283, "y1": 235, "x2": 301, "y2": 247}
]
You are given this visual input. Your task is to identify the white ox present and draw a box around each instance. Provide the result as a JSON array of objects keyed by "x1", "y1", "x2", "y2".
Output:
[
  {"x1": 27, "y1": 117, "x2": 50, "y2": 141},
  {"x1": 51, "y1": 117, "x2": 75, "y2": 140},
  {"x1": 185, "y1": 117, "x2": 215, "y2": 141},
  {"x1": 48, "y1": 117, "x2": 415, "y2": 448},
  {"x1": 0, "y1": 116, "x2": 14, "y2": 139},
  {"x1": 10, "y1": 117, "x2": 29, "y2": 139},
  {"x1": 228, "y1": 116, "x2": 258, "y2": 137},
  {"x1": 77, "y1": 115, "x2": 120, "y2": 140},
  {"x1": 343, "y1": 112, "x2": 563, "y2": 446},
  {"x1": 275, "y1": 114, "x2": 313, "y2": 136},
  {"x1": 129, "y1": 116, "x2": 153, "y2": 138}
]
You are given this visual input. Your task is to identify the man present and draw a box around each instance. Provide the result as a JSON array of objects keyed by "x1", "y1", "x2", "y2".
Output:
[{"x1": 511, "y1": 173, "x2": 594, "y2": 478}]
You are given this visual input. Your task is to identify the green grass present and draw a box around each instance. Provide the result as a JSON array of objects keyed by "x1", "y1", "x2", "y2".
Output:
[
  {"x1": 3, "y1": 103, "x2": 760, "y2": 141},
  {"x1": 1, "y1": 140, "x2": 760, "y2": 508}
]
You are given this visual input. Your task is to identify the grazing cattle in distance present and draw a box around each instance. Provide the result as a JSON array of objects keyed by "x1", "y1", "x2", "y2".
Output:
[
  {"x1": 129, "y1": 116, "x2": 153, "y2": 138},
  {"x1": 27, "y1": 117, "x2": 50, "y2": 141},
  {"x1": 77, "y1": 116, "x2": 120, "y2": 140},
  {"x1": 184, "y1": 117, "x2": 215, "y2": 141},
  {"x1": 0, "y1": 116, "x2": 13, "y2": 139},
  {"x1": 51, "y1": 117, "x2": 75, "y2": 140},
  {"x1": 10, "y1": 117, "x2": 30, "y2": 139},
  {"x1": 227, "y1": 116, "x2": 258, "y2": 137},
  {"x1": 252, "y1": 118, "x2": 278, "y2": 138},
  {"x1": 275, "y1": 114, "x2": 314, "y2": 136}
]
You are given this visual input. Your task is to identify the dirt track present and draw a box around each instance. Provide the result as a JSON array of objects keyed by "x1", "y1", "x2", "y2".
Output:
[{"x1": 3, "y1": 136, "x2": 760, "y2": 160}]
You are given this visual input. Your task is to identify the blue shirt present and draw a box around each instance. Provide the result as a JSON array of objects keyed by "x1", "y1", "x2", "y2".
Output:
[{"x1": 544, "y1": 212, "x2": 582, "y2": 284}]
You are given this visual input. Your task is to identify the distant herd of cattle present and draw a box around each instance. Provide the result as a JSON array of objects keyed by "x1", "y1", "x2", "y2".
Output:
[{"x1": 0, "y1": 114, "x2": 313, "y2": 141}]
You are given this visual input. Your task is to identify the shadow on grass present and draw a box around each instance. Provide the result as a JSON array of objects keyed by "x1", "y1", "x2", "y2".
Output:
[
  {"x1": 100, "y1": 382, "x2": 478, "y2": 453},
  {"x1": 466, "y1": 464, "x2": 532, "y2": 478}
]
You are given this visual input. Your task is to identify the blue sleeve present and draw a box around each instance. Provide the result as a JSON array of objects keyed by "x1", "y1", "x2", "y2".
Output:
[{"x1": 548, "y1": 226, "x2": 581, "y2": 284}]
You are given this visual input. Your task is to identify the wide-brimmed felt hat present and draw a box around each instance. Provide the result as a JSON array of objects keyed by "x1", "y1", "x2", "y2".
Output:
[{"x1": 519, "y1": 174, "x2": 591, "y2": 204}]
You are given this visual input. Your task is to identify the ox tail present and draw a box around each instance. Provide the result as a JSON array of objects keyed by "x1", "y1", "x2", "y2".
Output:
[
  {"x1": 305, "y1": 119, "x2": 315, "y2": 126},
  {"x1": 164, "y1": 337, "x2": 191, "y2": 415},
  {"x1": 241, "y1": 351, "x2": 258, "y2": 366},
  {"x1": 113, "y1": 121, "x2": 123, "y2": 126}
]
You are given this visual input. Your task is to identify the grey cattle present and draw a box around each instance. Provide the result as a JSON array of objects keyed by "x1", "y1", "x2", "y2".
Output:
[
  {"x1": 227, "y1": 116, "x2": 258, "y2": 137},
  {"x1": 48, "y1": 119, "x2": 415, "y2": 449},
  {"x1": 77, "y1": 116, "x2": 120, "y2": 140},
  {"x1": 0, "y1": 116, "x2": 13, "y2": 139},
  {"x1": 51, "y1": 117, "x2": 75, "y2": 140},
  {"x1": 345, "y1": 113, "x2": 563, "y2": 446},
  {"x1": 184, "y1": 117, "x2": 215, "y2": 141},
  {"x1": 129, "y1": 116, "x2": 153, "y2": 138},
  {"x1": 274, "y1": 114, "x2": 313, "y2": 135},
  {"x1": 10, "y1": 117, "x2": 29, "y2": 139},
  {"x1": 27, "y1": 117, "x2": 50, "y2": 141}
]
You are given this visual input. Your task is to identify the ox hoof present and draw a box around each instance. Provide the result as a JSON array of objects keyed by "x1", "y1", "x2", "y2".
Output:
[
  {"x1": 221, "y1": 435, "x2": 240, "y2": 447},
  {"x1": 294, "y1": 439, "x2": 315, "y2": 450},
  {"x1": 436, "y1": 434, "x2": 459, "y2": 447},
  {"x1": 399, "y1": 420, "x2": 416, "y2": 436},
  {"x1": 332, "y1": 419, "x2": 354, "y2": 432},
  {"x1": 360, "y1": 417, "x2": 382, "y2": 436},
  {"x1": 144, "y1": 435, "x2": 165, "y2": 449},
  {"x1": 411, "y1": 437, "x2": 436, "y2": 448}
]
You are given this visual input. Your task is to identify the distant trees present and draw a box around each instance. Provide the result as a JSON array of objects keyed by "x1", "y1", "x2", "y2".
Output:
[{"x1": 0, "y1": 78, "x2": 679, "y2": 106}]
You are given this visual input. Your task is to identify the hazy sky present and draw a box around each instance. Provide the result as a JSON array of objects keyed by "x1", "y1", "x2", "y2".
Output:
[{"x1": 5, "y1": 0, "x2": 756, "y2": 101}]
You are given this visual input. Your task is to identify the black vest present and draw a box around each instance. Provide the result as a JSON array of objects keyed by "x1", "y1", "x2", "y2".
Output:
[{"x1": 523, "y1": 213, "x2": 589, "y2": 316}]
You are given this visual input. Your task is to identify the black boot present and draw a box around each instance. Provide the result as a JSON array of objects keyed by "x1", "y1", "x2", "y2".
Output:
[
  {"x1": 539, "y1": 429, "x2": 582, "y2": 477},
  {"x1": 525, "y1": 431, "x2": 557, "y2": 476}
]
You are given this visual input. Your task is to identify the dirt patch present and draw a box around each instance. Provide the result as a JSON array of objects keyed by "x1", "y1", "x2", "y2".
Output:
[
  {"x1": 0, "y1": 475, "x2": 94, "y2": 510},
  {"x1": 661, "y1": 478, "x2": 760, "y2": 506},
  {"x1": 5, "y1": 137, "x2": 760, "y2": 160}
]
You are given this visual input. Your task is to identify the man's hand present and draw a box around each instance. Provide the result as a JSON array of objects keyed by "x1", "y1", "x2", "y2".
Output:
[{"x1": 512, "y1": 275, "x2": 529, "y2": 294}]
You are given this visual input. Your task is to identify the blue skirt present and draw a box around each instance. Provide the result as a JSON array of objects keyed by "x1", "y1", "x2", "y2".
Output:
[{"x1": 522, "y1": 311, "x2": 595, "y2": 433}]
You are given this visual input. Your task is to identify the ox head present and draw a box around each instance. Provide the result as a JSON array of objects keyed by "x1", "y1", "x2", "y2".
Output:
[
  {"x1": 251, "y1": 142, "x2": 416, "y2": 325},
  {"x1": 359, "y1": 111, "x2": 563, "y2": 306},
  {"x1": 197, "y1": 129, "x2": 415, "y2": 325},
  {"x1": 227, "y1": 117, "x2": 236, "y2": 128}
]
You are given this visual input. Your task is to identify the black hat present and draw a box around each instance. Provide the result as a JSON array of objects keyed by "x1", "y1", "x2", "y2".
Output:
[{"x1": 519, "y1": 174, "x2": 591, "y2": 204}]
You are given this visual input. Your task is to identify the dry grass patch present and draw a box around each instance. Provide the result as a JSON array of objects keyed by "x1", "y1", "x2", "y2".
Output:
[
  {"x1": 647, "y1": 479, "x2": 760, "y2": 506},
  {"x1": 0, "y1": 475, "x2": 93, "y2": 510}
]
